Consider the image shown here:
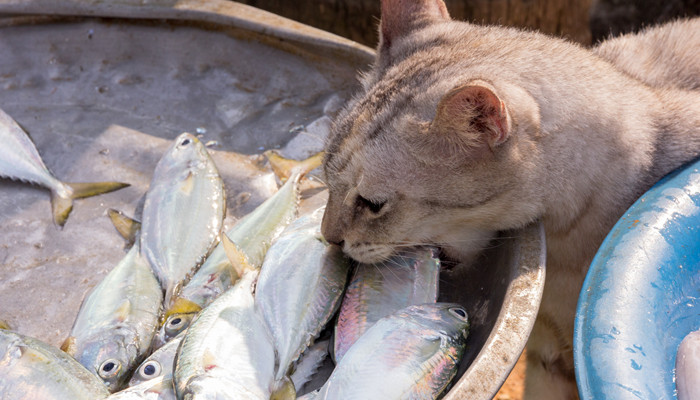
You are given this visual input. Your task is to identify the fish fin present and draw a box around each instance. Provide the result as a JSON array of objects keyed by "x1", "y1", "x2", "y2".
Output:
[
  {"x1": 163, "y1": 297, "x2": 202, "y2": 321},
  {"x1": 50, "y1": 191, "x2": 74, "y2": 228},
  {"x1": 264, "y1": 151, "x2": 324, "y2": 184},
  {"x1": 290, "y1": 339, "x2": 330, "y2": 392},
  {"x1": 50, "y1": 181, "x2": 129, "y2": 227},
  {"x1": 270, "y1": 376, "x2": 296, "y2": 400},
  {"x1": 107, "y1": 209, "x2": 141, "y2": 244},
  {"x1": 220, "y1": 233, "x2": 253, "y2": 277},
  {"x1": 65, "y1": 181, "x2": 130, "y2": 200},
  {"x1": 60, "y1": 336, "x2": 77, "y2": 356},
  {"x1": 180, "y1": 171, "x2": 194, "y2": 195},
  {"x1": 115, "y1": 299, "x2": 132, "y2": 322}
]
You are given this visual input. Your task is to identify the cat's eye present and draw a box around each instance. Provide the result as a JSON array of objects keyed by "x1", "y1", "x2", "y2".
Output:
[{"x1": 358, "y1": 195, "x2": 386, "y2": 214}]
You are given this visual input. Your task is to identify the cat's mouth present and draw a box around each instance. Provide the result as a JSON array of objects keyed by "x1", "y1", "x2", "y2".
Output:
[{"x1": 342, "y1": 241, "x2": 396, "y2": 264}]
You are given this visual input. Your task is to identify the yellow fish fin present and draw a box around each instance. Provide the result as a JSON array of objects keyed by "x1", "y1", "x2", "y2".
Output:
[
  {"x1": 60, "y1": 336, "x2": 77, "y2": 356},
  {"x1": 220, "y1": 233, "x2": 254, "y2": 277},
  {"x1": 270, "y1": 376, "x2": 296, "y2": 400},
  {"x1": 107, "y1": 208, "x2": 141, "y2": 244},
  {"x1": 264, "y1": 151, "x2": 324, "y2": 184},
  {"x1": 51, "y1": 181, "x2": 129, "y2": 228}
]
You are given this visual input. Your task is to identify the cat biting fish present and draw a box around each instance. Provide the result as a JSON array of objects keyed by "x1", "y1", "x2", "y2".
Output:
[{"x1": 320, "y1": 0, "x2": 700, "y2": 398}]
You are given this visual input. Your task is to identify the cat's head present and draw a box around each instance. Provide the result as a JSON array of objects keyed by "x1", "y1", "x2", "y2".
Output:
[{"x1": 321, "y1": 0, "x2": 544, "y2": 263}]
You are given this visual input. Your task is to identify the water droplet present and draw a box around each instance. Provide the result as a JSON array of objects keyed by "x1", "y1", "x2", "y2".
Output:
[{"x1": 196, "y1": 127, "x2": 207, "y2": 135}]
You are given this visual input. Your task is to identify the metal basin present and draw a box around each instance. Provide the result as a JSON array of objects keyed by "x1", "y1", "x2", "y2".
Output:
[
  {"x1": 575, "y1": 158, "x2": 700, "y2": 399},
  {"x1": 0, "y1": 1, "x2": 546, "y2": 398}
]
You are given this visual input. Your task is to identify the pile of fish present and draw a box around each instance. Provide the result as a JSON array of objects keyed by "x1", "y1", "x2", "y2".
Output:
[{"x1": 0, "y1": 109, "x2": 471, "y2": 399}]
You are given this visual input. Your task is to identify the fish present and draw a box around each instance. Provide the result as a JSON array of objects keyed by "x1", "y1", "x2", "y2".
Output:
[
  {"x1": 107, "y1": 376, "x2": 175, "y2": 400},
  {"x1": 61, "y1": 243, "x2": 163, "y2": 392},
  {"x1": 139, "y1": 132, "x2": 226, "y2": 308},
  {"x1": 0, "y1": 329, "x2": 110, "y2": 399},
  {"x1": 333, "y1": 247, "x2": 440, "y2": 362},
  {"x1": 0, "y1": 108, "x2": 129, "y2": 227},
  {"x1": 173, "y1": 235, "x2": 288, "y2": 400},
  {"x1": 155, "y1": 151, "x2": 322, "y2": 347},
  {"x1": 676, "y1": 329, "x2": 700, "y2": 400},
  {"x1": 290, "y1": 339, "x2": 331, "y2": 395},
  {"x1": 129, "y1": 334, "x2": 183, "y2": 387},
  {"x1": 314, "y1": 303, "x2": 470, "y2": 400},
  {"x1": 255, "y1": 205, "x2": 350, "y2": 384}
]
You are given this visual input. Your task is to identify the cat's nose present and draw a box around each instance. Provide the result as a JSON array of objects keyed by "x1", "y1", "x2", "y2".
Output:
[{"x1": 321, "y1": 214, "x2": 344, "y2": 246}]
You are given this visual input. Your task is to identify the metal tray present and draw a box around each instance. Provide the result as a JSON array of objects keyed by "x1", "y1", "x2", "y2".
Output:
[{"x1": 0, "y1": 1, "x2": 546, "y2": 398}]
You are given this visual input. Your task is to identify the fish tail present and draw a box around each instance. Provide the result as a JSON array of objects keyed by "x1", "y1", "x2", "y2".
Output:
[
  {"x1": 51, "y1": 181, "x2": 130, "y2": 227},
  {"x1": 270, "y1": 377, "x2": 296, "y2": 400},
  {"x1": 264, "y1": 151, "x2": 324, "y2": 183}
]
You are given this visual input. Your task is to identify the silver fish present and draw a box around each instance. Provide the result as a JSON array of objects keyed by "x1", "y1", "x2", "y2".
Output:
[
  {"x1": 173, "y1": 238, "x2": 283, "y2": 400},
  {"x1": 0, "y1": 329, "x2": 110, "y2": 399},
  {"x1": 315, "y1": 303, "x2": 469, "y2": 400},
  {"x1": 156, "y1": 152, "x2": 322, "y2": 347},
  {"x1": 140, "y1": 132, "x2": 225, "y2": 307},
  {"x1": 129, "y1": 334, "x2": 183, "y2": 387},
  {"x1": 156, "y1": 172, "x2": 301, "y2": 346},
  {"x1": 0, "y1": 108, "x2": 129, "y2": 227},
  {"x1": 107, "y1": 376, "x2": 175, "y2": 400},
  {"x1": 62, "y1": 244, "x2": 163, "y2": 392},
  {"x1": 333, "y1": 247, "x2": 440, "y2": 362},
  {"x1": 255, "y1": 206, "x2": 350, "y2": 384}
]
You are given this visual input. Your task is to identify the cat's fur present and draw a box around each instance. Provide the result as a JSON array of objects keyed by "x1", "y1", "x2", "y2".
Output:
[
  {"x1": 320, "y1": 1, "x2": 700, "y2": 398},
  {"x1": 594, "y1": 18, "x2": 700, "y2": 91}
]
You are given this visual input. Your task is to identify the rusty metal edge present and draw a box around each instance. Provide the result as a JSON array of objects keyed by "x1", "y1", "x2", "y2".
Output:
[
  {"x1": 0, "y1": 0, "x2": 376, "y2": 68},
  {"x1": 444, "y1": 222, "x2": 546, "y2": 400}
]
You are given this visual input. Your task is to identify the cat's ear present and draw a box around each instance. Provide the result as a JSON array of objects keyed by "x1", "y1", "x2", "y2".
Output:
[
  {"x1": 430, "y1": 81, "x2": 511, "y2": 157},
  {"x1": 379, "y1": 0, "x2": 450, "y2": 51}
]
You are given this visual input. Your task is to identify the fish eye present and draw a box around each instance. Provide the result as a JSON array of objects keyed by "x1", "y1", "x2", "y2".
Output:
[
  {"x1": 449, "y1": 307, "x2": 468, "y2": 321},
  {"x1": 180, "y1": 138, "x2": 192, "y2": 146},
  {"x1": 164, "y1": 314, "x2": 191, "y2": 336},
  {"x1": 98, "y1": 358, "x2": 122, "y2": 379},
  {"x1": 138, "y1": 360, "x2": 162, "y2": 379}
]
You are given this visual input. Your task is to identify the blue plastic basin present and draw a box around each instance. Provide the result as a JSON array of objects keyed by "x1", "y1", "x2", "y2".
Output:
[{"x1": 575, "y1": 158, "x2": 700, "y2": 399}]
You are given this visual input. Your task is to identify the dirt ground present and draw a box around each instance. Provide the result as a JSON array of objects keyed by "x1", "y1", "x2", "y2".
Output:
[{"x1": 495, "y1": 351, "x2": 527, "y2": 400}]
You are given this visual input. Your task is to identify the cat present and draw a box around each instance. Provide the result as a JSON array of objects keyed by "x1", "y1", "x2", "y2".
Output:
[
  {"x1": 594, "y1": 18, "x2": 700, "y2": 91},
  {"x1": 319, "y1": 1, "x2": 700, "y2": 399}
]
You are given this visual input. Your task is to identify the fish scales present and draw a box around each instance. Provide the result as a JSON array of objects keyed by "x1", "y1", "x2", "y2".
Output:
[
  {"x1": 333, "y1": 247, "x2": 440, "y2": 362},
  {"x1": 63, "y1": 244, "x2": 163, "y2": 392},
  {"x1": 174, "y1": 270, "x2": 276, "y2": 400},
  {"x1": 315, "y1": 303, "x2": 469, "y2": 400},
  {"x1": 154, "y1": 170, "x2": 303, "y2": 348},
  {"x1": 139, "y1": 133, "x2": 225, "y2": 308},
  {"x1": 0, "y1": 329, "x2": 111, "y2": 399},
  {"x1": 255, "y1": 206, "x2": 350, "y2": 383}
]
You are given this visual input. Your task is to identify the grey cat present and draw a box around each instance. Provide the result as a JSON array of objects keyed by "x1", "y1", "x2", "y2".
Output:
[{"x1": 320, "y1": 0, "x2": 700, "y2": 398}]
